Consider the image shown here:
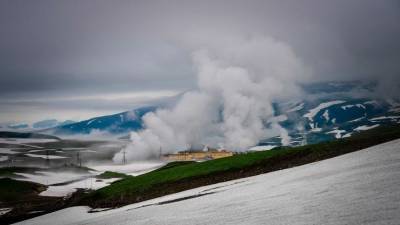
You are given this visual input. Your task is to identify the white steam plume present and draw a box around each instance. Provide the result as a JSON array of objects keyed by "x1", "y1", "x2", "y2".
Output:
[{"x1": 114, "y1": 37, "x2": 309, "y2": 162}]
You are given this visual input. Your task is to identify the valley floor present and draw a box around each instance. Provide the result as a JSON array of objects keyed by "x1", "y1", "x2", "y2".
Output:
[{"x1": 16, "y1": 139, "x2": 400, "y2": 225}]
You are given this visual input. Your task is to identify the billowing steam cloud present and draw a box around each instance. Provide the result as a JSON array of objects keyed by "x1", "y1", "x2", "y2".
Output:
[{"x1": 113, "y1": 37, "x2": 309, "y2": 162}]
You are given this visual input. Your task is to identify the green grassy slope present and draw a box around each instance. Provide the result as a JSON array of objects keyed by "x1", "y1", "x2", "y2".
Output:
[
  {"x1": 0, "y1": 178, "x2": 46, "y2": 202},
  {"x1": 96, "y1": 171, "x2": 131, "y2": 179},
  {"x1": 82, "y1": 125, "x2": 400, "y2": 208},
  {"x1": 153, "y1": 161, "x2": 196, "y2": 172}
]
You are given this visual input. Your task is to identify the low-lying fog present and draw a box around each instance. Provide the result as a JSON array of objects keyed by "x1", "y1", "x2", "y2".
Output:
[{"x1": 0, "y1": 136, "x2": 166, "y2": 197}]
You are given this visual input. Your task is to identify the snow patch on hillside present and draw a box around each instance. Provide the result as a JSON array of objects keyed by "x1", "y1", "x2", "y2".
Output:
[
  {"x1": 248, "y1": 145, "x2": 276, "y2": 151},
  {"x1": 304, "y1": 100, "x2": 345, "y2": 121},
  {"x1": 370, "y1": 116, "x2": 400, "y2": 121},
  {"x1": 364, "y1": 100, "x2": 378, "y2": 105},
  {"x1": 87, "y1": 120, "x2": 95, "y2": 125},
  {"x1": 89, "y1": 161, "x2": 165, "y2": 176},
  {"x1": 0, "y1": 208, "x2": 12, "y2": 216},
  {"x1": 326, "y1": 129, "x2": 346, "y2": 138},
  {"x1": 0, "y1": 148, "x2": 19, "y2": 154},
  {"x1": 355, "y1": 124, "x2": 379, "y2": 131},
  {"x1": 342, "y1": 133, "x2": 352, "y2": 138},
  {"x1": 40, "y1": 178, "x2": 121, "y2": 197},
  {"x1": 349, "y1": 117, "x2": 364, "y2": 123},
  {"x1": 322, "y1": 110, "x2": 329, "y2": 121},
  {"x1": 15, "y1": 172, "x2": 88, "y2": 186},
  {"x1": 341, "y1": 104, "x2": 365, "y2": 110}
]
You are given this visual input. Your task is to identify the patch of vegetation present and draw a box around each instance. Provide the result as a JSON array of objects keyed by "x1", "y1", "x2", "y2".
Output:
[
  {"x1": 0, "y1": 178, "x2": 46, "y2": 202},
  {"x1": 0, "y1": 177, "x2": 66, "y2": 225},
  {"x1": 82, "y1": 125, "x2": 400, "y2": 208},
  {"x1": 96, "y1": 171, "x2": 131, "y2": 179},
  {"x1": 154, "y1": 161, "x2": 196, "y2": 172}
]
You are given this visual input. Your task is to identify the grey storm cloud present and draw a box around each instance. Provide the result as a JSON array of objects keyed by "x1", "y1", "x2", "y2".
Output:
[{"x1": 0, "y1": 0, "x2": 400, "y2": 122}]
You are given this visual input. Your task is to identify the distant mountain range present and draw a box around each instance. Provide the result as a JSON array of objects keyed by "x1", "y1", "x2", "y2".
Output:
[
  {"x1": 46, "y1": 106, "x2": 157, "y2": 135},
  {"x1": 266, "y1": 97, "x2": 399, "y2": 146},
  {"x1": 51, "y1": 81, "x2": 400, "y2": 146},
  {"x1": 261, "y1": 81, "x2": 400, "y2": 146},
  {"x1": 33, "y1": 119, "x2": 76, "y2": 129},
  {"x1": 4, "y1": 81, "x2": 399, "y2": 147},
  {"x1": 0, "y1": 119, "x2": 76, "y2": 131}
]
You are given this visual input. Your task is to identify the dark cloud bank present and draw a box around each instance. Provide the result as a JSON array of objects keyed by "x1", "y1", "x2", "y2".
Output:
[{"x1": 0, "y1": 0, "x2": 399, "y2": 123}]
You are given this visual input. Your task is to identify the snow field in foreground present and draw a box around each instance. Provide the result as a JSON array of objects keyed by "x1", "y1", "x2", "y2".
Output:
[{"x1": 16, "y1": 139, "x2": 400, "y2": 225}]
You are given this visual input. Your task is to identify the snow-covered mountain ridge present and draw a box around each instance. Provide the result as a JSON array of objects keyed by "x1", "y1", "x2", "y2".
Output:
[{"x1": 35, "y1": 81, "x2": 400, "y2": 147}]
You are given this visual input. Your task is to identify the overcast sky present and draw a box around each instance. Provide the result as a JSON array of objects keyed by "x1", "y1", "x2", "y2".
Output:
[{"x1": 1, "y1": 0, "x2": 399, "y2": 123}]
